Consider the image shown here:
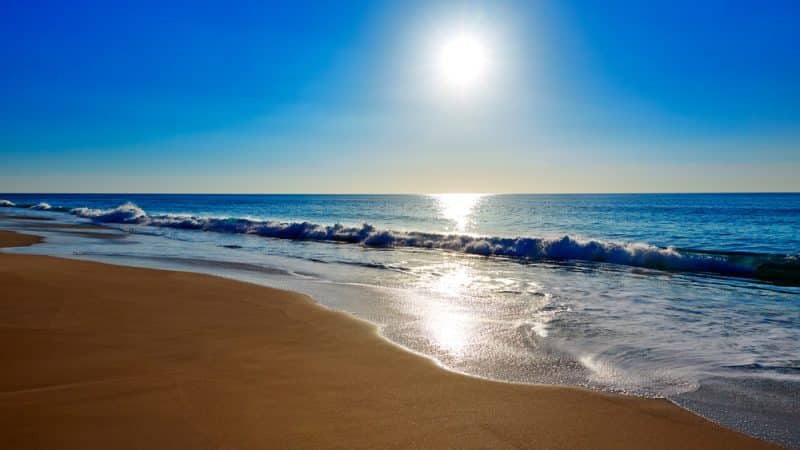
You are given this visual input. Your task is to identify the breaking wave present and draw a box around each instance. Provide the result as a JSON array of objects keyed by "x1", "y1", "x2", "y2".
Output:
[
  {"x1": 3, "y1": 200, "x2": 798, "y2": 284},
  {"x1": 0, "y1": 200, "x2": 69, "y2": 212},
  {"x1": 63, "y1": 202, "x2": 800, "y2": 284}
]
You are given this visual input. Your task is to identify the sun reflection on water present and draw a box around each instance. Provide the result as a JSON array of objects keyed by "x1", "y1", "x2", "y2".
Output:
[
  {"x1": 423, "y1": 303, "x2": 471, "y2": 356},
  {"x1": 418, "y1": 261, "x2": 479, "y2": 356},
  {"x1": 431, "y1": 263, "x2": 471, "y2": 297},
  {"x1": 431, "y1": 193, "x2": 487, "y2": 233}
]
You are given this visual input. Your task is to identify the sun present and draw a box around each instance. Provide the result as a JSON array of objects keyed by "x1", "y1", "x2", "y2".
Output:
[{"x1": 434, "y1": 30, "x2": 490, "y2": 92}]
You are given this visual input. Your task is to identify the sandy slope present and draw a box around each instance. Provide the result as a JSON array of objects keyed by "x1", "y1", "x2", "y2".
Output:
[{"x1": 0, "y1": 230, "x2": 778, "y2": 449}]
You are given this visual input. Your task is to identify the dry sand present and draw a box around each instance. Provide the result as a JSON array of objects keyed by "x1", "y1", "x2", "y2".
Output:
[{"x1": 0, "y1": 230, "x2": 779, "y2": 449}]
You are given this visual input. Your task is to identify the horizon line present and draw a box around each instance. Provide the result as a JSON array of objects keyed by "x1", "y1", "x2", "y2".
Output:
[{"x1": 2, "y1": 191, "x2": 799, "y2": 196}]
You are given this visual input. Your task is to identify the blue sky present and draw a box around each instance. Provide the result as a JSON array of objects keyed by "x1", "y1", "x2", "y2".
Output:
[{"x1": 1, "y1": 0, "x2": 798, "y2": 193}]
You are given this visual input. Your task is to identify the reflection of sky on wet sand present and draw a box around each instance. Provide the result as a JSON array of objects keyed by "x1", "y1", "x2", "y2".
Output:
[{"x1": 431, "y1": 193, "x2": 486, "y2": 233}]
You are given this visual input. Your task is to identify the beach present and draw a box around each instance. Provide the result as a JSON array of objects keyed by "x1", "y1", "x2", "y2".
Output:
[
  {"x1": 0, "y1": 229, "x2": 778, "y2": 449},
  {"x1": 2, "y1": 0, "x2": 797, "y2": 445}
]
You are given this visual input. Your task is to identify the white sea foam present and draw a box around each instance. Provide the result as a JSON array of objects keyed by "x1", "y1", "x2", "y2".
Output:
[
  {"x1": 579, "y1": 354, "x2": 629, "y2": 383},
  {"x1": 66, "y1": 202, "x2": 761, "y2": 278},
  {"x1": 71, "y1": 202, "x2": 147, "y2": 222},
  {"x1": 0, "y1": 200, "x2": 14, "y2": 207},
  {"x1": 30, "y1": 202, "x2": 52, "y2": 210}
]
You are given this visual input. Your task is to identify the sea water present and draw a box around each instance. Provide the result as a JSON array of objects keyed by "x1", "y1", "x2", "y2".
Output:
[{"x1": 1, "y1": 193, "x2": 798, "y2": 447}]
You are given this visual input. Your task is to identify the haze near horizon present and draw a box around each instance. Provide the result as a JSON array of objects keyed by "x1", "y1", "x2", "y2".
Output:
[{"x1": 1, "y1": 0, "x2": 798, "y2": 193}]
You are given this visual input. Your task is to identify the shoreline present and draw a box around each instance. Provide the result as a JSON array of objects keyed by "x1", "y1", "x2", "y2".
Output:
[{"x1": 0, "y1": 230, "x2": 781, "y2": 449}]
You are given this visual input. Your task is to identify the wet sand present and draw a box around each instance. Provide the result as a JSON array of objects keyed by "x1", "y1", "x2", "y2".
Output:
[
  {"x1": 0, "y1": 214, "x2": 128, "y2": 239},
  {"x1": 0, "y1": 230, "x2": 779, "y2": 449}
]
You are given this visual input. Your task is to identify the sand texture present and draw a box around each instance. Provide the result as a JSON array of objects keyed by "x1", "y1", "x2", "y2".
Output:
[{"x1": 0, "y1": 230, "x2": 779, "y2": 449}]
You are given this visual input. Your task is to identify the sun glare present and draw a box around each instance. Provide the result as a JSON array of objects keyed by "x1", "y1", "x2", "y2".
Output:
[
  {"x1": 434, "y1": 30, "x2": 490, "y2": 93},
  {"x1": 433, "y1": 193, "x2": 486, "y2": 233}
]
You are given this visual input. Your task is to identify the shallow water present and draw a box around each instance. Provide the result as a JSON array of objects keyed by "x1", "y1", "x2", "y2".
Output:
[{"x1": 1, "y1": 193, "x2": 798, "y2": 447}]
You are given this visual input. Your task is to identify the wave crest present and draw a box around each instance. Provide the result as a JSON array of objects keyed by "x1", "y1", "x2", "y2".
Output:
[
  {"x1": 71, "y1": 202, "x2": 148, "y2": 223},
  {"x1": 59, "y1": 202, "x2": 793, "y2": 281},
  {"x1": 4, "y1": 200, "x2": 795, "y2": 283}
]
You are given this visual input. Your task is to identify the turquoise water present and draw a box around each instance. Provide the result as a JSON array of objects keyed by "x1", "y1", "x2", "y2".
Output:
[{"x1": 1, "y1": 193, "x2": 799, "y2": 447}]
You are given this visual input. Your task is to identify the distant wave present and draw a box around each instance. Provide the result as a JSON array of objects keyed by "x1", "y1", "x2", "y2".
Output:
[
  {"x1": 4, "y1": 200, "x2": 799, "y2": 284},
  {"x1": 0, "y1": 200, "x2": 71, "y2": 212}
]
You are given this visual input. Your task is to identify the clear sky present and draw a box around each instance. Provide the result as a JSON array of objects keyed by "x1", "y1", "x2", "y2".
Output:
[{"x1": 1, "y1": 0, "x2": 798, "y2": 193}]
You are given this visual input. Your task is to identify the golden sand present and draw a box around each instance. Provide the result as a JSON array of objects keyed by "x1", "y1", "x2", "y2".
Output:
[{"x1": 0, "y1": 230, "x2": 777, "y2": 449}]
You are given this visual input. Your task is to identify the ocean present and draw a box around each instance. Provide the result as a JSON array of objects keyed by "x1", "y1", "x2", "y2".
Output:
[{"x1": 1, "y1": 193, "x2": 798, "y2": 447}]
